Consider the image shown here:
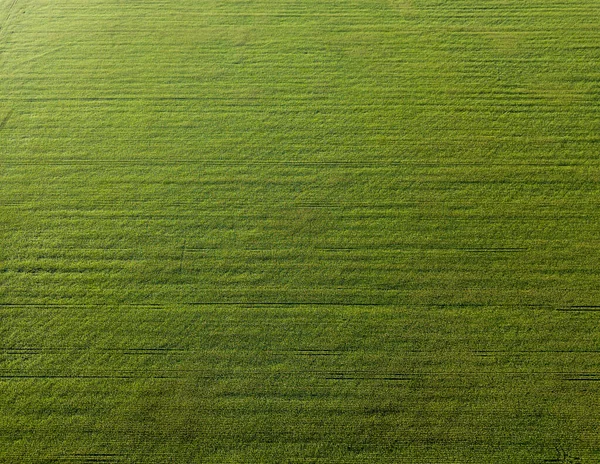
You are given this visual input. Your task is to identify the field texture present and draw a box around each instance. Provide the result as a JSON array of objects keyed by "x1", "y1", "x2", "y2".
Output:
[{"x1": 1, "y1": 0, "x2": 600, "y2": 462}]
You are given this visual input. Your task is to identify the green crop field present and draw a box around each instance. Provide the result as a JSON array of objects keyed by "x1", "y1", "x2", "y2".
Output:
[{"x1": 1, "y1": 0, "x2": 599, "y2": 462}]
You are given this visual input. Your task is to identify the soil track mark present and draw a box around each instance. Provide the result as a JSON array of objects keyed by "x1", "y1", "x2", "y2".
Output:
[
  {"x1": 0, "y1": 109, "x2": 12, "y2": 130},
  {"x1": 0, "y1": 0, "x2": 18, "y2": 39}
]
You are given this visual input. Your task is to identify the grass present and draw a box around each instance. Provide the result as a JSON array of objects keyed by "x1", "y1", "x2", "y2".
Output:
[{"x1": 1, "y1": 0, "x2": 599, "y2": 462}]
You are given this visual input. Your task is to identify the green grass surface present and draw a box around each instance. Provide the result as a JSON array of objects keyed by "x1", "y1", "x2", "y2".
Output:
[{"x1": 1, "y1": 0, "x2": 600, "y2": 462}]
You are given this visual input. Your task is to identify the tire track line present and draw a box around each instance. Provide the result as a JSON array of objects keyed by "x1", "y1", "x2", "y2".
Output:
[{"x1": 0, "y1": 0, "x2": 18, "y2": 44}]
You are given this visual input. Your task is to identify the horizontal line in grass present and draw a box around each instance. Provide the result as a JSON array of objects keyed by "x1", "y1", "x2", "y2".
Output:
[
  {"x1": 2, "y1": 159, "x2": 597, "y2": 167},
  {"x1": 0, "y1": 347, "x2": 189, "y2": 354},
  {"x1": 564, "y1": 378, "x2": 600, "y2": 381},
  {"x1": 457, "y1": 248, "x2": 528, "y2": 252},
  {"x1": 2, "y1": 371, "x2": 598, "y2": 381},
  {"x1": 556, "y1": 306, "x2": 600, "y2": 312},
  {"x1": 292, "y1": 352, "x2": 342, "y2": 356},
  {"x1": 316, "y1": 247, "x2": 528, "y2": 252},
  {"x1": 184, "y1": 246, "x2": 528, "y2": 252},
  {"x1": 473, "y1": 350, "x2": 600, "y2": 354},
  {"x1": 326, "y1": 377, "x2": 413, "y2": 381},
  {"x1": 0, "y1": 374, "x2": 180, "y2": 379},
  {"x1": 0, "y1": 302, "x2": 555, "y2": 309},
  {"x1": 324, "y1": 372, "x2": 600, "y2": 380},
  {"x1": 69, "y1": 454, "x2": 122, "y2": 457},
  {"x1": 184, "y1": 302, "x2": 386, "y2": 306},
  {"x1": 0, "y1": 303, "x2": 163, "y2": 307},
  {"x1": 3, "y1": 348, "x2": 597, "y2": 355}
]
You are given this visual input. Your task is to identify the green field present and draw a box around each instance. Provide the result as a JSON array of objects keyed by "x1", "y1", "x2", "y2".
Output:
[{"x1": 1, "y1": 0, "x2": 600, "y2": 462}]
